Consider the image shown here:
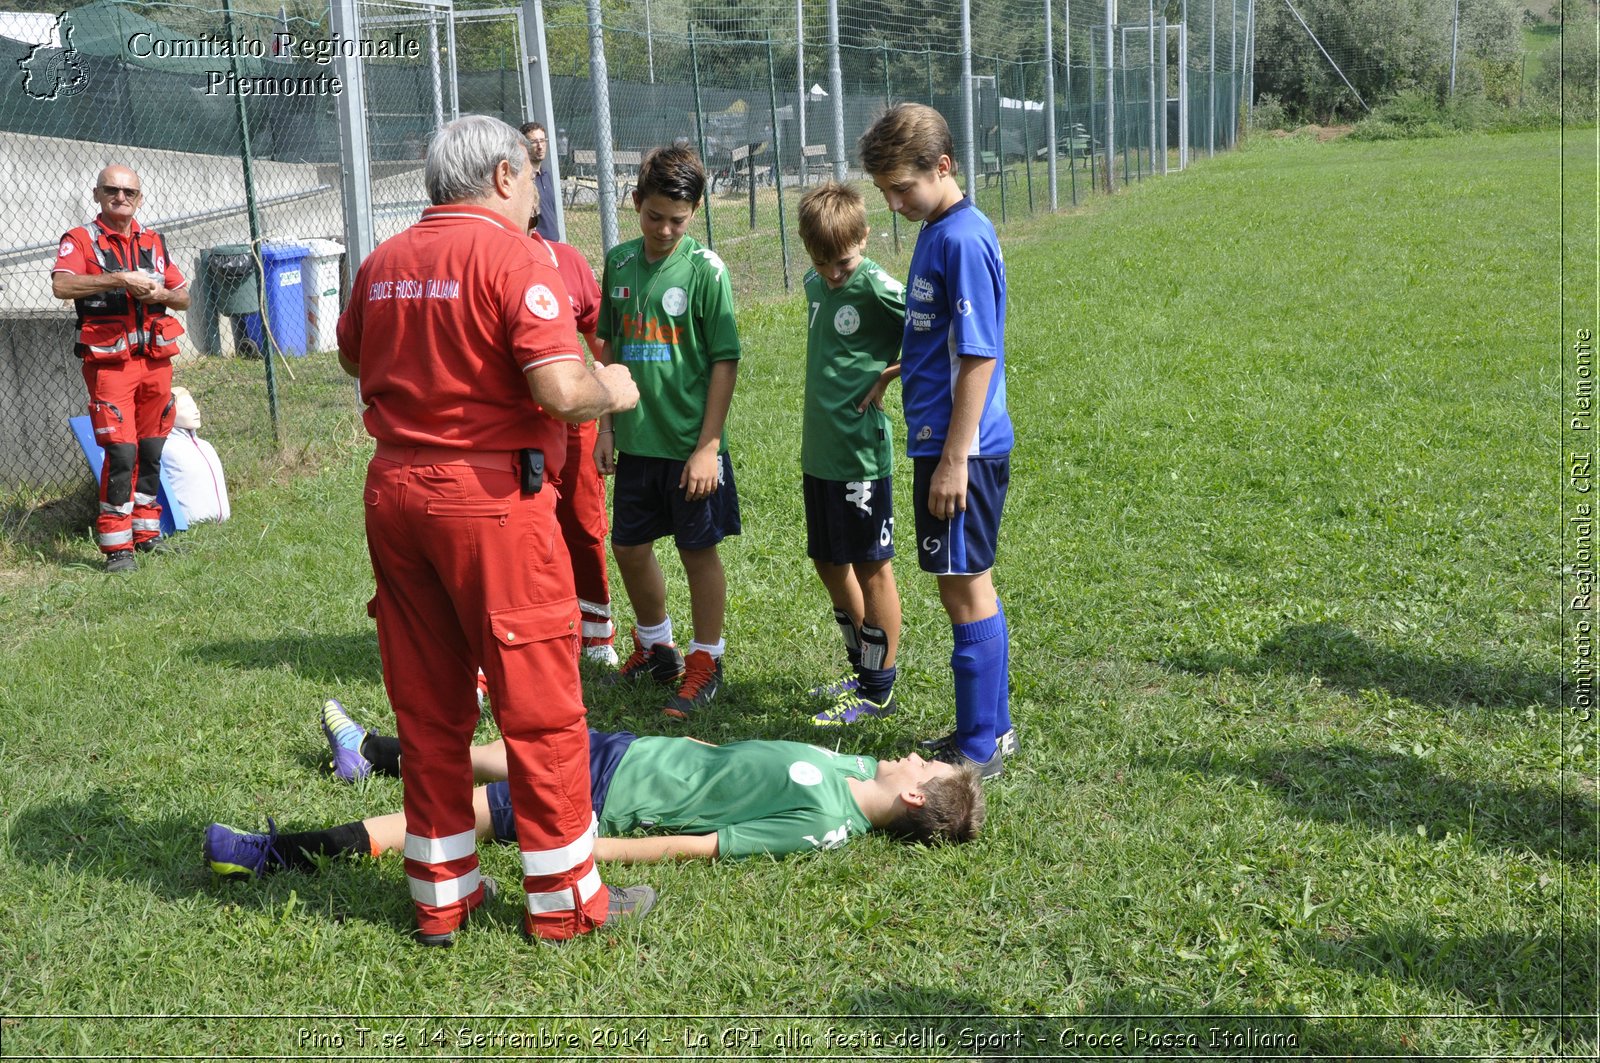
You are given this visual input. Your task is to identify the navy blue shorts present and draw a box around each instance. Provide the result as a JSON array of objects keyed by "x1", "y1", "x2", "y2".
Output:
[
  {"x1": 803, "y1": 474, "x2": 895, "y2": 565},
  {"x1": 488, "y1": 728, "x2": 637, "y2": 844},
  {"x1": 611, "y1": 451, "x2": 741, "y2": 550},
  {"x1": 912, "y1": 454, "x2": 1010, "y2": 575}
]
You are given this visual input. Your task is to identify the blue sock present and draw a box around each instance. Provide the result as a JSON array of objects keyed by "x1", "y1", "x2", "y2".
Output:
[
  {"x1": 994, "y1": 601, "x2": 1012, "y2": 738},
  {"x1": 951, "y1": 611, "x2": 1006, "y2": 762}
]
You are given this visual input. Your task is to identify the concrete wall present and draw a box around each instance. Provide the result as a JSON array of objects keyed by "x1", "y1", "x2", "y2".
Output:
[{"x1": 0, "y1": 311, "x2": 87, "y2": 490}]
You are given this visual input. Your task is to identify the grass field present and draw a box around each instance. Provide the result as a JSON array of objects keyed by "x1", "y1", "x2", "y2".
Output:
[{"x1": 0, "y1": 129, "x2": 1589, "y2": 1059}]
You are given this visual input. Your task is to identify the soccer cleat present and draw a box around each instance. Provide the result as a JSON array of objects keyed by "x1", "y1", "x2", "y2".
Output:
[
  {"x1": 606, "y1": 884, "x2": 657, "y2": 922},
  {"x1": 812, "y1": 688, "x2": 898, "y2": 726},
  {"x1": 415, "y1": 876, "x2": 498, "y2": 947},
  {"x1": 104, "y1": 549, "x2": 138, "y2": 574},
  {"x1": 320, "y1": 697, "x2": 373, "y2": 781},
  {"x1": 918, "y1": 727, "x2": 1019, "y2": 759},
  {"x1": 583, "y1": 643, "x2": 620, "y2": 667},
  {"x1": 806, "y1": 673, "x2": 860, "y2": 700},
  {"x1": 205, "y1": 819, "x2": 282, "y2": 878},
  {"x1": 603, "y1": 633, "x2": 685, "y2": 688},
  {"x1": 930, "y1": 742, "x2": 1005, "y2": 780},
  {"x1": 661, "y1": 650, "x2": 722, "y2": 719}
]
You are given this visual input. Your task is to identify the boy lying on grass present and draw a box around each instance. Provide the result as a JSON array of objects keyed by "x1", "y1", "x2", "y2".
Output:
[{"x1": 206, "y1": 699, "x2": 984, "y2": 874}]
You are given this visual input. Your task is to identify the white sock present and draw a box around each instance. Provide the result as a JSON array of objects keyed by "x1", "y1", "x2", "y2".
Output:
[
  {"x1": 689, "y1": 638, "x2": 725, "y2": 659},
  {"x1": 636, "y1": 617, "x2": 673, "y2": 647}
]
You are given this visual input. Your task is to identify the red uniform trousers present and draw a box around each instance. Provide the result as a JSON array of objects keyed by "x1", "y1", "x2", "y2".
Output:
[
  {"x1": 82, "y1": 356, "x2": 174, "y2": 553},
  {"x1": 364, "y1": 445, "x2": 610, "y2": 940},
  {"x1": 552, "y1": 419, "x2": 613, "y2": 652}
]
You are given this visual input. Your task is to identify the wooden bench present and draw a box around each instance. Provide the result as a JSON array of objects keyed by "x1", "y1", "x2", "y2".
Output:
[
  {"x1": 979, "y1": 150, "x2": 1015, "y2": 189},
  {"x1": 565, "y1": 149, "x2": 643, "y2": 206},
  {"x1": 800, "y1": 143, "x2": 829, "y2": 183},
  {"x1": 727, "y1": 141, "x2": 768, "y2": 191}
]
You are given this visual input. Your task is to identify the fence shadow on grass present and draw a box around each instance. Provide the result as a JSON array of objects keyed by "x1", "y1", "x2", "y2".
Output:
[
  {"x1": 188, "y1": 632, "x2": 381, "y2": 686},
  {"x1": 0, "y1": 483, "x2": 97, "y2": 568},
  {"x1": 5, "y1": 788, "x2": 420, "y2": 938},
  {"x1": 1300, "y1": 921, "x2": 1594, "y2": 1033},
  {"x1": 1166, "y1": 622, "x2": 1560, "y2": 712},
  {"x1": 1167, "y1": 742, "x2": 1595, "y2": 866}
]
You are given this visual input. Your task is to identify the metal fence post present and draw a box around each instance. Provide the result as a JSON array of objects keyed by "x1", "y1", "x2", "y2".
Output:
[
  {"x1": 227, "y1": 0, "x2": 275, "y2": 439},
  {"x1": 522, "y1": 0, "x2": 565, "y2": 241},
  {"x1": 962, "y1": 0, "x2": 977, "y2": 199},
  {"x1": 586, "y1": 0, "x2": 618, "y2": 251},
  {"x1": 995, "y1": 56, "x2": 1007, "y2": 222},
  {"x1": 882, "y1": 42, "x2": 900, "y2": 253},
  {"x1": 1104, "y1": 0, "x2": 1115, "y2": 192},
  {"x1": 767, "y1": 38, "x2": 791, "y2": 291},
  {"x1": 828, "y1": 0, "x2": 846, "y2": 182},
  {"x1": 1019, "y1": 61, "x2": 1034, "y2": 213},
  {"x1": 689, "y1": 22, "x2": 714, "y2": 249},
  {"x1": 1148, "y1": 0, "x2": 1159, "y2": 175},
  {"x1": 1045, "y1": 0, "x2": 1059, "y2": 211}
]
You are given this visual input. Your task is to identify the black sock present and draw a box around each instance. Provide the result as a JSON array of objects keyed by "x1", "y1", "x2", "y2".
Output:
[
  {"x1": 274, "y1": 821, "x2": 373, "y2": 873},
  {"x1": 360, "y1": 734, "x2": 403, "y2": 777}
]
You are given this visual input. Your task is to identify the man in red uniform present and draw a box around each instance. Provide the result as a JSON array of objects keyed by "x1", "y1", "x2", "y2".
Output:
[
  {"x1": 337, "y1": 115, "x2": 647, "y2": 945},
  {"x1": 52, "y1": 165, "x2": 189, "y2": 573},
  {"x1": 527, "y1": 215, "x2": 618, "y2": 666}
]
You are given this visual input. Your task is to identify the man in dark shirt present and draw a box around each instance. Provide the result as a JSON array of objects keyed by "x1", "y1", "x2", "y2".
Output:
[{"x1": 520, "y1": 120, "x2": 559, "y2": 241}]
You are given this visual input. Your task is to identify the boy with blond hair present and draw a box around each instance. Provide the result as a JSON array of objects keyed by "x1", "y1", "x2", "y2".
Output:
[
  {"x1": 595, "y1": 146, "x2": 741, "y2": 719},
  {"x1": 795, "y1": 182, "x2": 906, "y2": 726},
  {"x1": 858, "y1": 103, "x2": 1016, "y2": 779}
]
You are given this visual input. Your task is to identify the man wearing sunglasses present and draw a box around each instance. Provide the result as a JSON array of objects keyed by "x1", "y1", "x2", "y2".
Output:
[{"x1": 52, "y1": 165, "x2": 190, "y2": 573}]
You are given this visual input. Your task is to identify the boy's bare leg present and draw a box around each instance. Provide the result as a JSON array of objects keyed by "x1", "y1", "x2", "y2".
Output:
[
  {"x1": 855, "y1": 558, "x2": 900, "y2": 666},
  {"x1": 363, "y1": 785, "x2": 498, "y2": 856},
  {"x1": 678, "y1": 545, "x2": 726, "y2": 645},
  {"x1": 471, "y1": 739, "x2": 507, "y2": 783},
  {"x1": 937, "y1": 570, "x2": 998, "y2": 624},
  {"x1": 614, "y1": 542, "x2": 669, "y2": 628},
  {"x1": 813, "y1": 561, "x2": 865, "y2": 627}
]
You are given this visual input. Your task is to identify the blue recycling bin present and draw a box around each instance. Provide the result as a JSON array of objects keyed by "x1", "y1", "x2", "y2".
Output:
[{"x1": 248, "y1": 243, "x2": 310, "y2": 357}]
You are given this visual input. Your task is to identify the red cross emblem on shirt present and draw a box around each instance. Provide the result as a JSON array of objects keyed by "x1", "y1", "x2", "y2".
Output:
[{"x1": 525, "y1": 284, "x2": 559, "y2": 320}]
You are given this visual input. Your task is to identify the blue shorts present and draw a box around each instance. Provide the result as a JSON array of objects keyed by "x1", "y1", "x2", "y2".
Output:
[
  {"x1": 488, "y1": 729, "x2": 637, "y2": 844},
  {"x1": 611, "y1": 451, "x2": 742, "y2": 550},
  {"x1": 912, "y1": 454, "x2": 1010, "y2": 575},
  {"x1": 803, "y1": 474, "x2": 895, "y2": 565}
]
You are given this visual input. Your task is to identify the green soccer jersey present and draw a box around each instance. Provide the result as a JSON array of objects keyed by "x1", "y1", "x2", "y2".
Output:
[
  {"x1": 599, "y1": 736, "x2": 877, "y2": 858},
  {"x1": 597, "y1": 234, "x2": 741, "y2": 460},
  {"x1": 801, "y1": 259, "x2": 906, "y2": 481}
]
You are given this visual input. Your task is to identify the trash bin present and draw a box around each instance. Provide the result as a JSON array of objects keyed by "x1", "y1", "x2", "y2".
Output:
[
  {"x1": 255, "y1": 243, "x2": 310, "y2": 357},
  {"x1": 195, "y1": 244, "x2": 259, "y2": 356},
  {"x1": 299, "y1": 238, "x2": 344, "y2": 354}
]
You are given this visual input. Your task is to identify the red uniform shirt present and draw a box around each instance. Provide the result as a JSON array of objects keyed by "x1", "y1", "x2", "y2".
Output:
[
  {"x1": 531, "y1": 233, "x2": 600, "y2": 337},
  {"x1": 338, "y1": 205, "x2": 583, "y2": 453},
  {"x1": 53, "y1": 215, "x2": 188, "y2": 290}
]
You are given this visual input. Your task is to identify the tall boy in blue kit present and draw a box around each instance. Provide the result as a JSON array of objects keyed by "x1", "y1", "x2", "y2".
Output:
[
  {"x1": 858, "y1": 103, "x2": 1016, "y2": 779},
  {"x1": 795, "y1": 182, "x2": 906, "y2": 726},
  {"x1": 594, "y1": 146, "x2": 742, "y2": 719}
]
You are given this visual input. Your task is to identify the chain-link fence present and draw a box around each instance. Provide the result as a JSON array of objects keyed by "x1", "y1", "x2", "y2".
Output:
[{"x1": 1, "y1": 0, "x2": 1251, "y2": 497}]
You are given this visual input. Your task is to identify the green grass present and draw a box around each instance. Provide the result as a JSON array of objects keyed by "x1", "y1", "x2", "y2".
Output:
[{"x1": 0, "y1": 130, "x2": 1588, "y2": 1058}]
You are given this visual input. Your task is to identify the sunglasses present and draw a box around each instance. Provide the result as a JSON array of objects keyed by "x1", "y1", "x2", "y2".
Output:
[{"x1": 99, "y1": 185, "x2": 142, "y2": 199}]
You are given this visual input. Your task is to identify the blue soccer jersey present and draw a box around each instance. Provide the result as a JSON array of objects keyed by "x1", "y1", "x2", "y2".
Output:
[{"x1": 900, "y1": 198, "x2": 1012, "y2": 459}]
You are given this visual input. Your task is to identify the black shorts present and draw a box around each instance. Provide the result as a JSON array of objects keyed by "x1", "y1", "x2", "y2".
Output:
[
  {"x1": 803, "y1": 473, "x2": 895, "y2": 565},
  {"x1": 611, "y1": 451, "x2": 742, "y2": 550},
  {"x1": 912, "y1": 454, "x2": 1009, "y2": 575}
]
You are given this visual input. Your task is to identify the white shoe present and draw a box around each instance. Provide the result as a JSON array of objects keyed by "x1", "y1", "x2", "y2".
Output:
[{"x1": 584, "y1": 644, "x2": 620, "y2": 667}]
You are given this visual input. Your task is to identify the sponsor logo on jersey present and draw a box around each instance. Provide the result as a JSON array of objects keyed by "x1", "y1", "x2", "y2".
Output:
[
  {"x1": 916, "y1": 425, "x2": 933, "y2": 441},
  {"x1": 619, "y1": 313, "x2": 682, "y2": 344},
  {"x1": 693, "y1": 247, "x2": 727, "y2": 280},
  {"x1": 59, "y1": 239, "x2": 74, "y2": 259},
  {"x1": 833, "y1": 305, "x2": 860, "y2": 335},
  {"x1": 910, "y1": 275, "x2": 935, "y2": 303},
  {"x1": 661, "y1": 286, "x2": 688, "y2": 316},
  {"x1": 788, "y1": 762, "x2": 824, "y2": 786},
  {"x1": 803, "y1": 825, "x2": 850, "y2": 849},
  {"x1": 872, "y1": 268, "x2": 905, "y2": 295},
  {"x1": 956, "y1": 296, "x2": 973, "y2": 317},
  {"x1": 525, "y1": 284, "x2": 560, "y2": 319},
  {"x1": 907, "y1": 308, "x2": 935, "y2": 332},
  {"x1": 922, "y1": 535, "x2": 942, "y2": 554}
]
